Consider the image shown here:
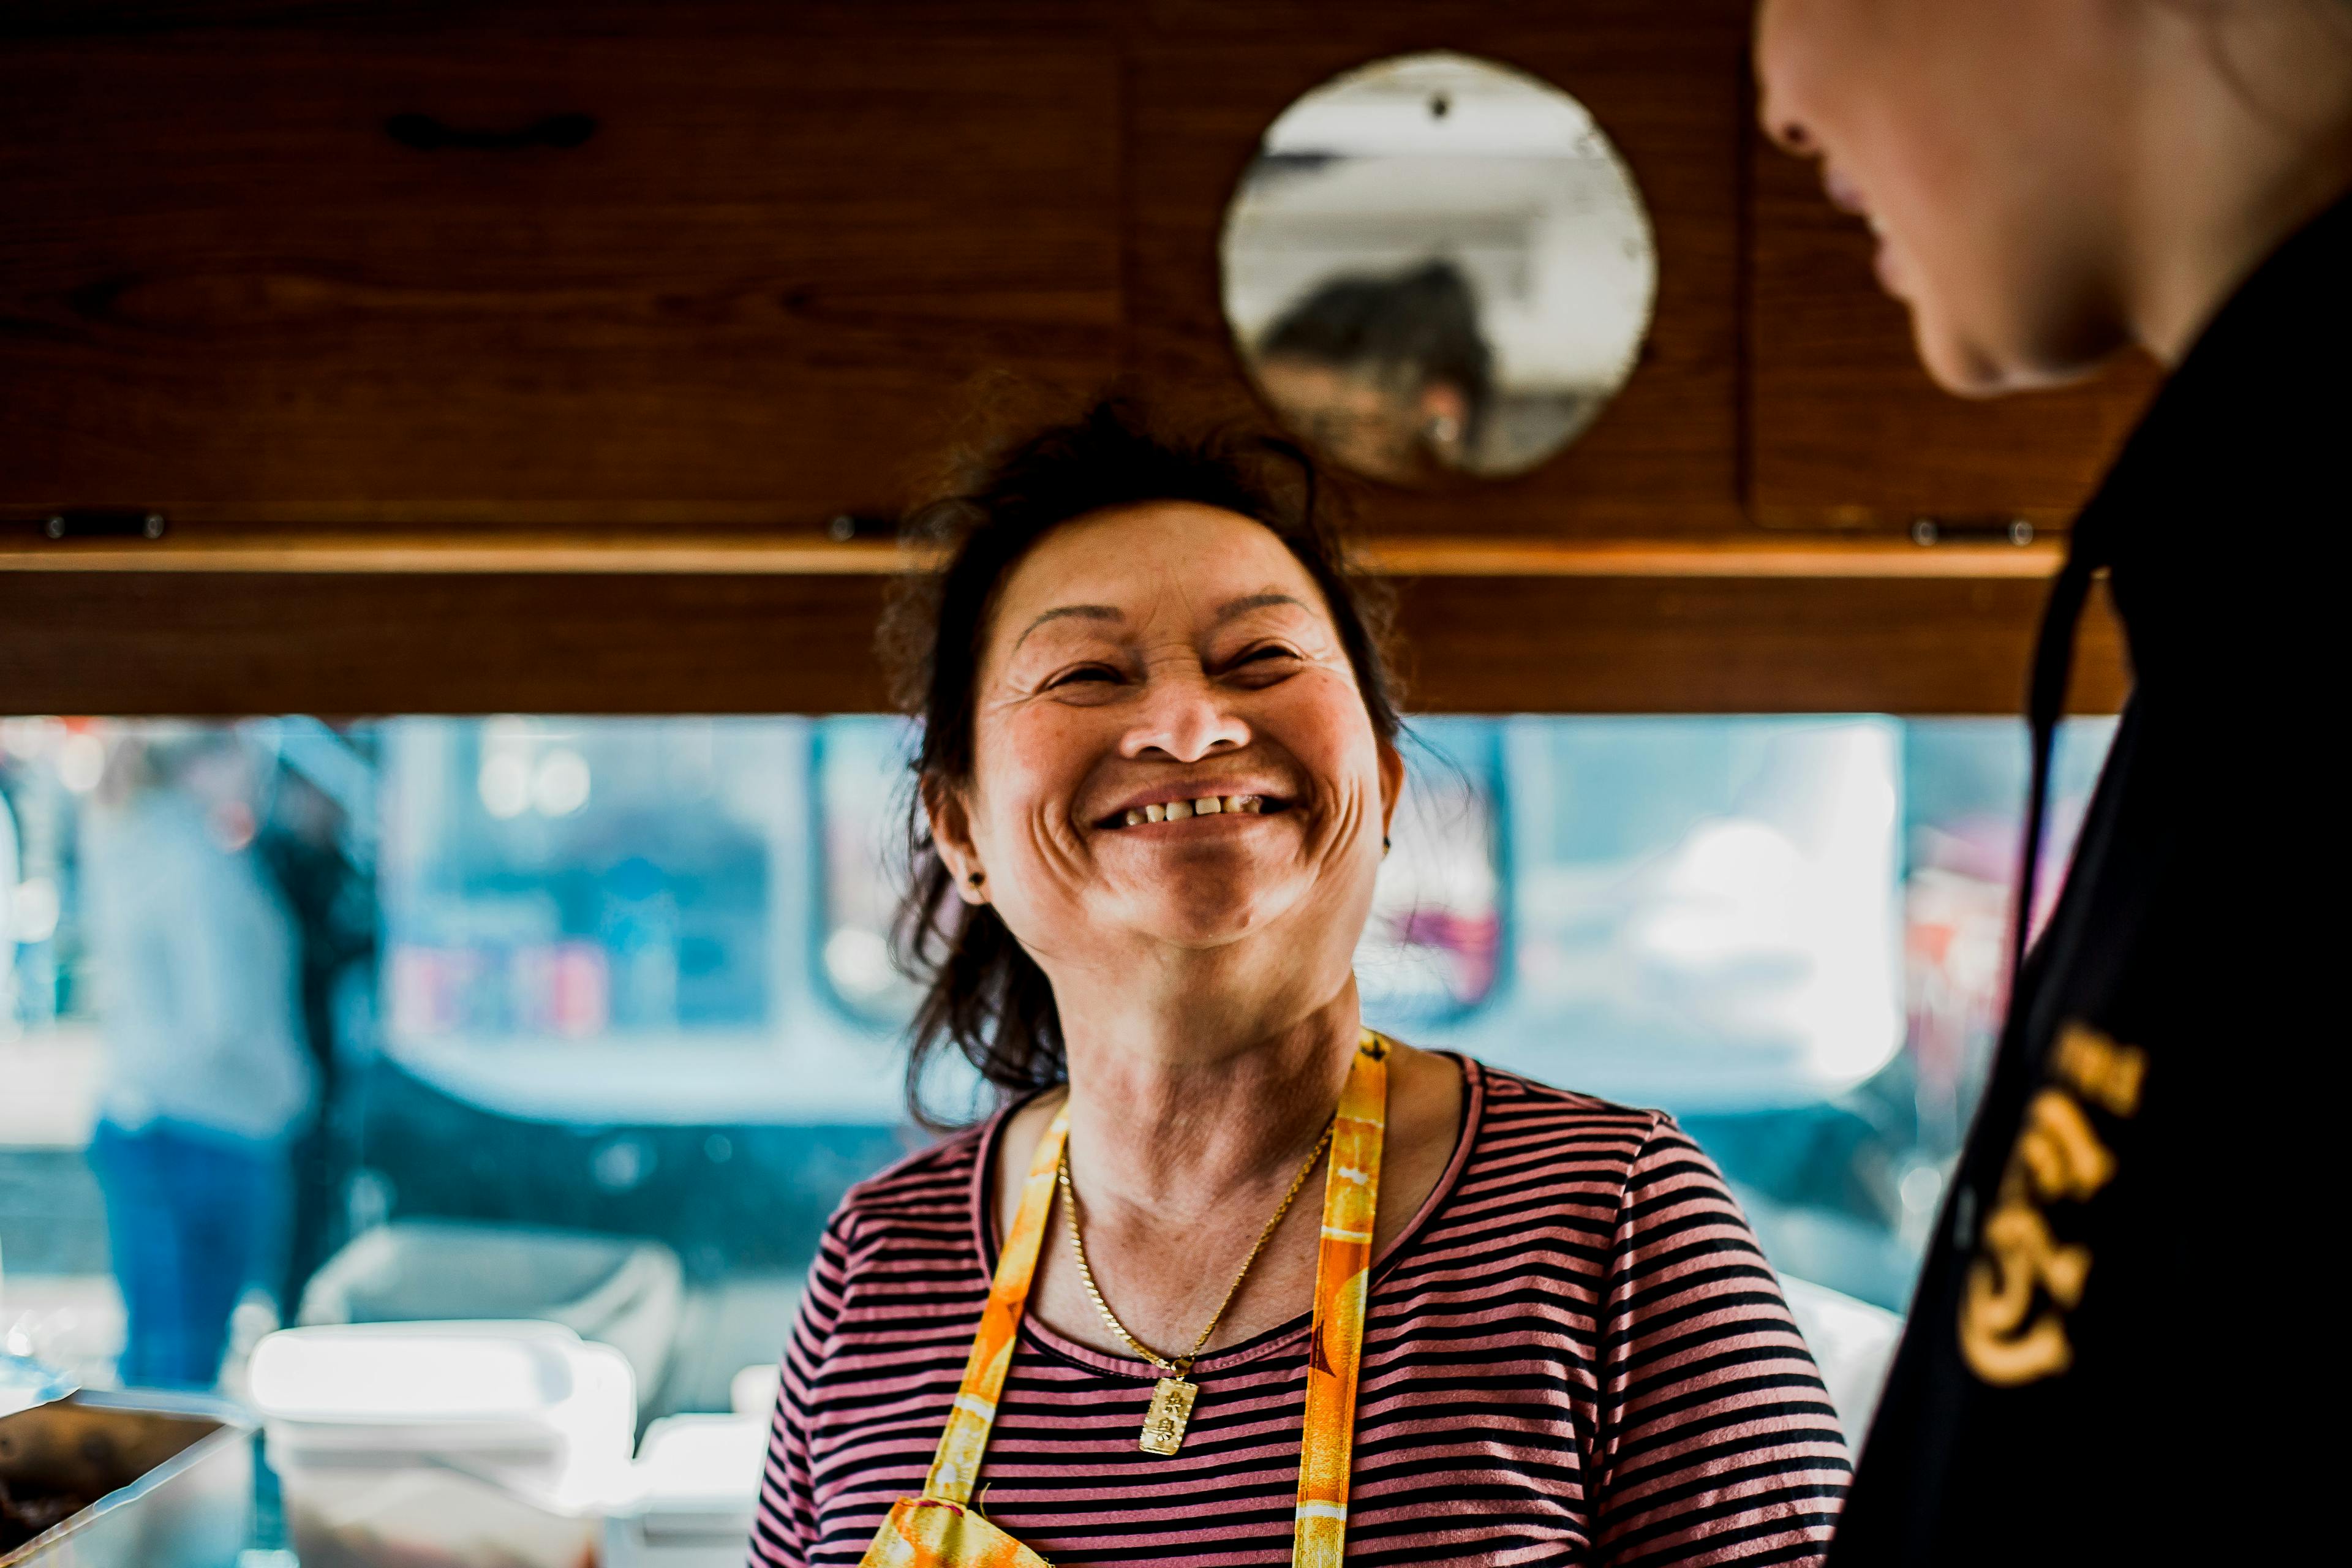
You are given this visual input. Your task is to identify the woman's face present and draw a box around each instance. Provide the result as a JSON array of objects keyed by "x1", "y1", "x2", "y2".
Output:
[
  {"x1": 934, "y1": 502, "x2": 1401, "y2": 989},
  {"x1": 1754, "y1": 0, "x2": 2135, "y2": 392}
]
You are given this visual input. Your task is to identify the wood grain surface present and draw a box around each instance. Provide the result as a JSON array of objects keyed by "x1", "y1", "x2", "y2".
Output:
[
  {"x1": 1126, "y1": 0, "x2": 1753, "y2": 538},
  {"x1": 1, "y1": 0, "x2": 1756, "y2": 538},
  {"x1": 0, "y1": 568, "x2": 2126, "y2": 717},
  {"x1": 0, "y1": 0, "x2": 2153, "y2": 717},
  {"x1": 0, "y1": 2, "x2": 1121, "y2": 530}
]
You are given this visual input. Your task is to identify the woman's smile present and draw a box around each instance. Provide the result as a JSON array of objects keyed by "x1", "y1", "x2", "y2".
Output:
[
  {"x1": 939, "y1": 496, "x2": 1395, "y2": 967},
  {"x1": 1093, "y1": 787, "x2": 1292, "y2": 831}
]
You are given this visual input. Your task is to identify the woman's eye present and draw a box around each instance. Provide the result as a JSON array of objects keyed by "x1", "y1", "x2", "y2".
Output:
[
  {"x1": 1046, "y1": 665, "x2": 1120, "y2": 690},
  {"x1": 1229, "y1": 644, "x2": 1301, "y2": 675}
]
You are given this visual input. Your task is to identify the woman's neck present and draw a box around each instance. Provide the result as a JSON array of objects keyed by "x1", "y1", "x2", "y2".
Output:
[{"x1": 1052, "y1": 977, "x2": 1361, "y2": 1221}]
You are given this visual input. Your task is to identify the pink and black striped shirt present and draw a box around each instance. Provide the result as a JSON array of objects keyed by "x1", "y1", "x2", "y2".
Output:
[{"x1": 754, "y1": 1057, "x2": 1849, "y2": 1566}]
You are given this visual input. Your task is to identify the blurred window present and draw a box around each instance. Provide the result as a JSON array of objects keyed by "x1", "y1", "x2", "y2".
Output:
[
  {"x1": 1356, "y1": 717, "x2": 1506, "y2": 1023},
  {"x1": 811, "y1": 719, "x2": 921, "y2": 1027},
  {"x1": 0, "y1": 709, "x2": 2116, "y2": 1404}
]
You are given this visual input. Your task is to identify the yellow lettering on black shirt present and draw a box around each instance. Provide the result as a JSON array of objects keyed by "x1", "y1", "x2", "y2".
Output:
[{"x1": 1958, "y1": 1022, "x2": 2145, "y2": 1387}]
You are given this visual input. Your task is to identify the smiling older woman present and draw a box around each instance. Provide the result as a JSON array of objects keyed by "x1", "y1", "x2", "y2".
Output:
[{"x1": 752, "y1": 402, "x2": 1849, "y2": 1568}]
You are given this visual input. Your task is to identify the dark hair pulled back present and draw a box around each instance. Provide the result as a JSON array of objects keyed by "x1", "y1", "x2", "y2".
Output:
[{"x1": 878, "y1": 396, "x2": 1402, "y2": 1125}]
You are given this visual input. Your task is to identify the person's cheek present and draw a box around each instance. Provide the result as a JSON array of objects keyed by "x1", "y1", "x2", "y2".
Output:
[
  {"x1": 1009, "y1": 715, "x2": 1087, "y2": 879},
  {"x1": 1287, "y1": 673, "x2": 1378, "y2": 864},
  {"x1": 972, "y1": 714, "x2": 1053, "y2": 891}
]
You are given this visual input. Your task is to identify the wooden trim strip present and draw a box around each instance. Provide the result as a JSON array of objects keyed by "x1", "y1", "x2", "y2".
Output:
[
  {"x1": 0, "y1": 533, "x2": 2065, "y2": 579},
  {"x1": 1362, "y1": 538, "x2": 2062, "y2": 579},
  {"x1": 0, "y1": 570, "x2": 2123, "y2": 717}
]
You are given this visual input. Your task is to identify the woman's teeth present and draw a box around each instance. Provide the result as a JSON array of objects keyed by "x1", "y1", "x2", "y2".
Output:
[{"x1": 1120, "y1": 794, "x2": 1264, "y2": 827}]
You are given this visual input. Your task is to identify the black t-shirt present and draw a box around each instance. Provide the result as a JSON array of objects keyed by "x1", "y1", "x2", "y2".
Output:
[{"x1": 1828, "y1": 194, "x2": 2343, "y2": 1564}]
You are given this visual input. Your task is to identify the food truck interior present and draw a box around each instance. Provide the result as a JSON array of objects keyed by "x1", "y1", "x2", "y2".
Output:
[{"x1": 0, "y1": 2, "x2": 2175, "y2": 1564}]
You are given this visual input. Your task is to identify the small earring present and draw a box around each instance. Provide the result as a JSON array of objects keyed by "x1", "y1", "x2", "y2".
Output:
[
  {"x1": 967, "y1": 870, "x2": 984, "y2": 887},
  {"x1": 1381, "y1": 835, "x2": 1392, "y2": 854}
]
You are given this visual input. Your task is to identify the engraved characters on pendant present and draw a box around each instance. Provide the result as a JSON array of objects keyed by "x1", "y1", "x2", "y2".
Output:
[{"x1": 1140, "y1": 1376, "x2": 1199, "y2": 1455}]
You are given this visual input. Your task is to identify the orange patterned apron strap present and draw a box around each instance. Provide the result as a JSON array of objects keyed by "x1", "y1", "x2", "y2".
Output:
[
  {"x1": 868, "y1": 1033, "x2": 1387, "y2": 1568},
  {"x1": 1293, "y1": 1030, "x2": 1389, "y2": 1568},
  {"x1": 924, "y1": 1097, "x2": 1070, "y2": 1505}
]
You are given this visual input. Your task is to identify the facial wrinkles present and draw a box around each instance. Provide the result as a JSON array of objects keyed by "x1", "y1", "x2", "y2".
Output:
[
  {"x1": 990, "y1": 617, "x2": 1370, "y2": 954},
  {"x1": 960, "y1": 505, "x2": 1389, "y2": 978},
  {"x1": 966, "y1": 679, "x2": 1096, "y2": 949},
  {"x1": 1095, "y1": 610, "x2": 1356, "y2": 873}
]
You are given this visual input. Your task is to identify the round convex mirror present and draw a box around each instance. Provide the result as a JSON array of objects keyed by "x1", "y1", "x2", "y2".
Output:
[{"x1": 1221, "y1": 52, "x2": 1657, "y2": 487}]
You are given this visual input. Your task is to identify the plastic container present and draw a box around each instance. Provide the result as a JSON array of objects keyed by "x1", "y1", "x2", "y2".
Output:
[
  {"x1": 297, "y1": 1221, "x2": 684, "y2": 1404},
  {"x1": 0, "y1": 1355, "x2": 76, "y2": 1422},
  {"x1": 1779, "y1": 1274, "x2": 1903, "y2": 1444},
  {"x1": 249, "y1": 1321, "x2": 635, "y2": 1568},
  {"x1": 602, "y1": 1414, "x2": 767, "y2": 1568}
]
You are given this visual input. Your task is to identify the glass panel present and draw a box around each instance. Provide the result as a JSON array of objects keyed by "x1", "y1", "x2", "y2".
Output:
[
  {"x1": 375, "y1": 717, "x2": 900, "y2": 1125},
  {"x1": 383, "y1": 716, "x2": 782, "y2": 1043},
  {"x1": 1355, "y1": 717, "x2": 1505, "y2": 1023},
  {"x1": 0, "y1": 710, "x2": 2119, "y2": 1416},
  {"x1": 810, "y1": 718, "x2": 921, "y2": 1026},
  {"x1": 1429, "y1": 717, "x2": 1906, "y2": 1106}
]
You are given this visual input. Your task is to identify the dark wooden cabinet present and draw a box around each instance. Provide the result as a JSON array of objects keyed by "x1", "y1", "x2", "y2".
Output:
[
  {"x1": 0, "y1": 1, "x2": 2138, "y2": 714},
  {"x1": 1, "y1": 4, "x2": 1120, "y2": 532},
  {"x1": 1125, "y1": 1, "x2": 1752, "y2": 538},
  {"x1": 3, "y1": 0, "x2": 1759, "y2": 540}
]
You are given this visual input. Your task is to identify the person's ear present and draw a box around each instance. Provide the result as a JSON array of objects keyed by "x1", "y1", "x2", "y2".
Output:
[
  {"x1": 1376, "y1": 735, "x2": 1406, "y2": 846},
  {"x1": 923, "y1": 774, "x2": 990, "y2": 905}
]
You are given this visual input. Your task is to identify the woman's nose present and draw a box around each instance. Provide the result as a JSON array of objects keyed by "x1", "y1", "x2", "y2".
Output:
[{"x1": 1120, "y1": 672, "x2": 1250, "y2": 763}]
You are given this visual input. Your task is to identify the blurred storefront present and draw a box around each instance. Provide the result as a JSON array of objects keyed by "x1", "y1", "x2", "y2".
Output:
[{"x1": 1, "y1": 711, "x2": 2113, "y2": 1415}]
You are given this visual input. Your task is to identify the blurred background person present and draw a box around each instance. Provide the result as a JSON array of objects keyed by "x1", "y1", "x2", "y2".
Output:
[
  {"x1": 1252, "y1": 258, "x2": 1494, "y2": 484},
  {"x1": 251, "y1": 745, "x2": 375, "y2": 1324},
  {"x1": 81, "y1": 727, "x2": 314, "y2": 1390}
]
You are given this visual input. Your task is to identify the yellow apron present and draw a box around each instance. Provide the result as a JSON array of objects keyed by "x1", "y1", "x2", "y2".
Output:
[{"x1": 859, "y1": 1030, "x2": 1391, "y2": 1568}]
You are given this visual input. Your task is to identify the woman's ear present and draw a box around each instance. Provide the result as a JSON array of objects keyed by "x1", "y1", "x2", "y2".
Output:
[
  {"x1": 923, "y1": 774, "x2": 990, "y2": 905},
  {"x1": 1376, "y1": 736, "x2": 1405, "y2": 843}
]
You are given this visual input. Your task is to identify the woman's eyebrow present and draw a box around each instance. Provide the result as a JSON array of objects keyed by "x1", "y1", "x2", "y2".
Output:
[
  {"x1": 1012, "y1": 603, "x2": 1123, "y2": 654},
  {"x1": 1213, "y1": 592, "x2": 1311, "y2": 625}
]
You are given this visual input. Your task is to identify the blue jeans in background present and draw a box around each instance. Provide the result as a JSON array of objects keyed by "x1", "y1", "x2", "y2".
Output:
[{"x1": 89, "y1": 1119, "x2": 291, "y2": 1390}]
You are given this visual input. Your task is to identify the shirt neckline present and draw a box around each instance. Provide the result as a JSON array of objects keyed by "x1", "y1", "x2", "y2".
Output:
[{"x1": 967, "y1": 1049, "x2": 1486, "y2": 1379}]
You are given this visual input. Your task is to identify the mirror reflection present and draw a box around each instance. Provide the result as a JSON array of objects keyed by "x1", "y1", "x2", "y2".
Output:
[{"x1": 1222, "y1": 51, "x2": 1657, "y2": 486}]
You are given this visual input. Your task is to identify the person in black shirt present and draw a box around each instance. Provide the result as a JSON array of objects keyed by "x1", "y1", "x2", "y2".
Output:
[{"x1": 1754, "y1": 2, "x2": 2350, "y2": 1561}]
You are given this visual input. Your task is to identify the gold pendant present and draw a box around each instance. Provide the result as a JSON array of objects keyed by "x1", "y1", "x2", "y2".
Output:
[{"x1": 1139, "y1": 1376, "x2": 1199, "y2": 1455}]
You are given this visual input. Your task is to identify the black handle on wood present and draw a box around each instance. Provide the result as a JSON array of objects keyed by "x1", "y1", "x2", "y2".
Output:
[
  {"x1": 39, "y1": 509, "x2": 167, "y2": 541},
  {"x1": 384, "y1": 112, "x2": 598, "y2": 151}
]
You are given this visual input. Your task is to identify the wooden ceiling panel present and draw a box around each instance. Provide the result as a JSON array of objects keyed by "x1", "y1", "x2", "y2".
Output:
[{"x1": 0, "y1": 10, "x2": 1121, "y2": 529}]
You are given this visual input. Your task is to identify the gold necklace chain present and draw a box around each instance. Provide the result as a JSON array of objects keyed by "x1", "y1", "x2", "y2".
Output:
[{"x1": 1057, "y1": 1118, "x2": 1335, "y2": 1376}]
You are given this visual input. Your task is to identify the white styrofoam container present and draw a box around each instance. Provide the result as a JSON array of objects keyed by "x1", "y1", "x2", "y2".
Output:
[
  {"x1": 1779, "y1": 1275, "x2": 1904, "y2": 1447},
  {"x1": 249, "y1": 1321, "x2": 635, "y2": 1568},
  {"x1": 602, "y1": 1414, "x2": 768, "y2": 1568}
]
